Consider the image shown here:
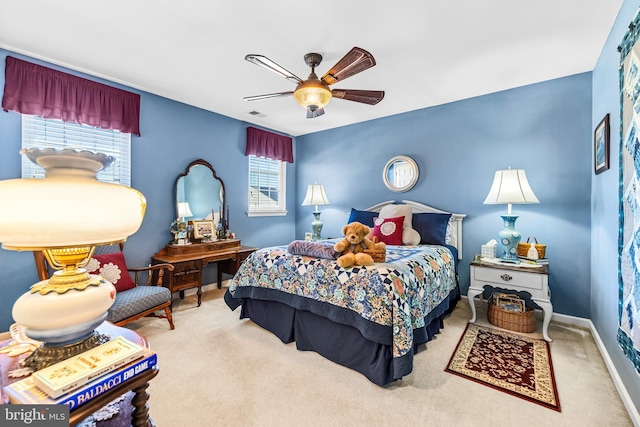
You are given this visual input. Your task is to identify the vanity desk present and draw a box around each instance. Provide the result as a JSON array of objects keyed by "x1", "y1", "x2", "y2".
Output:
[
  {"x1": 161, "y1": 158, "x2": 257, "y2": 306},
  {"x1": 152, "y1": 239, "x2": 257, "y2": 307}
]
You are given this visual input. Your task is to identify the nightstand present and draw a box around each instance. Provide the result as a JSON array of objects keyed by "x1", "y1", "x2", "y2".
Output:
[{"x1": 468, "y1": 260, "x2": 553, "y2": 342}]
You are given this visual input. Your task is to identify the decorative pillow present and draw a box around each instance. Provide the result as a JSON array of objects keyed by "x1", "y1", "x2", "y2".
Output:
[
  {"x1": 413, "y1": 213, "x2": 452, "y2": 245},
  {"x1": 378, "y1": 204, "x2": 413, "y2": 229},
  {"x1": 371, "y1": 216, "x2": 404, "y2": 245},
  {"x1": 86, "y1": 252, "x2": 136, "y2": 292},
  {"x1": 347, "y1": 208, "x2": 377, "y2": 228},
  {"x1": 402, "y1": 227, "x2": 421, "y2": 246},
  {"x1": 287, "y1": 240, "x2": 339, "y2": 260}
]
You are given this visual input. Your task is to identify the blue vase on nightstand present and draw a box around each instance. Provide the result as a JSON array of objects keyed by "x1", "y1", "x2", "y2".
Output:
[
  {"x1": 499, "y1": 215, "x2": 521, "y2": 263},
  {"x1": 311, "y1": 211, "x2": 323, "y2": 241}
]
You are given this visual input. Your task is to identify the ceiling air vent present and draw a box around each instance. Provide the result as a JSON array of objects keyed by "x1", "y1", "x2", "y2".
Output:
[{"x1": 247, "y1": 110, "x2": 266, "y2": 118}]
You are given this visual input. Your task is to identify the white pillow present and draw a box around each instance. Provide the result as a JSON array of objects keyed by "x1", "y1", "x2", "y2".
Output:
[
  {"x1": 402, "y1": 228, "x2": 421, "y2": 246},
  {"x1": 445, "y1": 216, "x2": 455, "y2": 245},
  {"x1": 378, "y1": 204, "x2": 413, "y2": 229}
]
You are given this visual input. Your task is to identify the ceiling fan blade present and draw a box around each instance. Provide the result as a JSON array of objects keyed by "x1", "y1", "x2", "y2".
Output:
[
  {"x1": 306, "y1": 107, "x2": 325, "y2": 119},
  {"x1": 331, "y1": 89, "x2": 385, "y2": 105},
  {"x1": 321, "y1": 47, "x2": 376, "y2": 85},
  {"x1": 244, "y1": 91, "x2": 294, "y2": 101},
  {"x1": 245, "y1": 54, "x2": 303, "y2": 84}
]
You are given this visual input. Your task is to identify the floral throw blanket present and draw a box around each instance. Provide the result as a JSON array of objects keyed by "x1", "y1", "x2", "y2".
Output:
[{"x1": 226, "y1": 242, "x2": 458, "y2": 365}]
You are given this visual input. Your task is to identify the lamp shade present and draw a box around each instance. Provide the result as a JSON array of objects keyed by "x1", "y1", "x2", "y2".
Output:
[
  {"x1": 483, "y1": 169, "x2": 539, "y2": 206},
  {"x1": 302, "y1": 184, "x2": 330, "y2": 207},
  {"x1": 177, "y1": 202, "x2": 193, "y2": 219},
  {"x1": 0, "y1": 148, "x2": 146, "y2": 249}
]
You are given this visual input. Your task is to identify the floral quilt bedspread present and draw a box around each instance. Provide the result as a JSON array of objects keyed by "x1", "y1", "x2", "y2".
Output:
[{"x1": 227, "y1": 242, "x2": 457, "y2": 361}]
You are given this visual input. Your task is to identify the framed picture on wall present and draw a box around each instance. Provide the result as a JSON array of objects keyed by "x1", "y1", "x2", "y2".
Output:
[{"x1": 594, "y1": 113, "x2": 610, "y2": 174}]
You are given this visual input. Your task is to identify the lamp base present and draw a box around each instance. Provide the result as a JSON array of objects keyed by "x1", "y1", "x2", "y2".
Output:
[
  {"x1": 21, "y1": 330, "x2": 111, "y2": 371},
  {"x1": 498, "y1": 215, "x2": 521, "y2": 263},
  {"x1": 12, "y1": 273, "x2": 116, "y2": 370},
  {"x1": 311, "y1": 211, "x2": 323, "y2": 241}
]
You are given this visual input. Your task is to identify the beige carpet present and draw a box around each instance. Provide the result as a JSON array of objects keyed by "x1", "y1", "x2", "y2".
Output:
[{"x1": 127, "y1": 286, "x2": 632, "y2": 427}]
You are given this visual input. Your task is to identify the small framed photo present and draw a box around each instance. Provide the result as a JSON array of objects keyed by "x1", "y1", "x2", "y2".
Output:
[
  {"x1": 304, "y1": 232, "x2": 313, "y2": 241},
  {"x1": 193, "y1": 220, "x2": 214, "y2": 239},
  {"x1": 594, "y1": 113, "x2": 610, "y2": 175}
]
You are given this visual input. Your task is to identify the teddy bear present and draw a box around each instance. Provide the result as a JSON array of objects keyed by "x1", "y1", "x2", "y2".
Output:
[{"x1": 333, "y1": 222, "x2": 386, "y2": 268}]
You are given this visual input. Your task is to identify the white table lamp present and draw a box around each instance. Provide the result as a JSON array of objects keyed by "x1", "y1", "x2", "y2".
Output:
[
  {"x1": 483, "y1": 168, "x2": 539, "y2": 263},
  {"x1": 302, "y1": 184, "x2": 330, "y2": 240}
]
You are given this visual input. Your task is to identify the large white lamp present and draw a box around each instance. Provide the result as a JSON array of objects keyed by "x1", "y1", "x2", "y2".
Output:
[
  {"x1": 483, "y1": 168, "x2": 539, "y2": 263},
  {"x1": 301, "y1": 184, "x2": 330, "y2": 240},
  {"x1": 0, "y1": 147, "x2": 146, "y2": 369}
]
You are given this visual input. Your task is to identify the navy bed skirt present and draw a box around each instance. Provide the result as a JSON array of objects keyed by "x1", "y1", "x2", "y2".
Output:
[{"x1": 229, "y1": 287, "x2": 460, "y2": 386}]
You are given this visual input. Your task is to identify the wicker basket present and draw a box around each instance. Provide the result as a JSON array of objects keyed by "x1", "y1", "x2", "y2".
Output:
[
  {"x1": 364, "y1": 236, "x2": 386, "y2": 263},
  {"x1": 516, "y1": 236, "x2": 546, "y2": 258},
  {"x1": 487, "y1": 302, "x2": 536, "y2": 333}
]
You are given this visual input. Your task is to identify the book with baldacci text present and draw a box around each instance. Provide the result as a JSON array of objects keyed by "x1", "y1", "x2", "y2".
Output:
[
  {"x1": 4, "y1": 348, "x2": 156, "y2": 410},
  {"x1": 32, "y1": 336, "x2": 144, "y2": 398}
]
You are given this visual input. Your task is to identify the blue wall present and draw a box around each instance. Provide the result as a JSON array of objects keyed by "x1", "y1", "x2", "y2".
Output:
[
  {"x1": 296, "y1": 74, "x2": 593, "y2": 319},
  {"x1": 592, "y1": 0, "x2": 640, "y2": 414},
  {"x1": 0, "y1": 49, "x2": 297, "y2": 330}
]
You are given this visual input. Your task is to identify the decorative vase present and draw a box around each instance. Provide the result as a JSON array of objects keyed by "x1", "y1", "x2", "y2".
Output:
[
  {"x1": 311, "y1": 211, "x2": 323, "y2": 241},
  {"x1": 498, "y1": 215, "x2": 521, "y2": 262}
]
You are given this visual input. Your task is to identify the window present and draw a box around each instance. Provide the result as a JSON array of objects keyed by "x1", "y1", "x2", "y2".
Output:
[
  {"x1": 247, "y1": 155, "x2": 287, "y2": 216},
  {"x1": 21, "y1": 115, "x2": 131, "y2": 185}
]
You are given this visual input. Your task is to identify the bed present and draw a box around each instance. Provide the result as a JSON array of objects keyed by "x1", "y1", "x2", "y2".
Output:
[{"x1": 224, "y1": 200, "x2": 465, "y2": 386}]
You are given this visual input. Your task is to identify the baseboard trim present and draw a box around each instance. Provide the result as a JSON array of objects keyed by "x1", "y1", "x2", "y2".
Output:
[
  {"x1": 549, "y1": 311, "x2": 591, "y2": 329},
  {"x1": 587, "y1": 319, "x2": 640, "y2": 427},
  {"x1": 461, "y1": 295, "x2": 639, "y2": 425}
]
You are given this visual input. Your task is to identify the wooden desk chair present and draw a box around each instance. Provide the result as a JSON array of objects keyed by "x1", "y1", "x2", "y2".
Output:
[{"x1": 33, "y1": 243, "x2": 175, "y2": 330}]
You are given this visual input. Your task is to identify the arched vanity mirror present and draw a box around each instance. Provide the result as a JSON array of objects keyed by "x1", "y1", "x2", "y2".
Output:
[
  {"x1": 383, "y1": 155, "x2": 419, "y2": 192},
  {"x1": 175, "y1": 159, "x2": 225, "y2": 223}
]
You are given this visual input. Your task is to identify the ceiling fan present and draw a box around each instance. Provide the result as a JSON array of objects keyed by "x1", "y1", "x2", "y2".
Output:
[{"x1": 244, "y1": 46, "x2": 385, "y2": 118}]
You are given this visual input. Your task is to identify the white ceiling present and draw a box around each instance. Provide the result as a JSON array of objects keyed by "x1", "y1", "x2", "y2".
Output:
[{"x1": 0, "y1": 1, "x2": 624, "y2": 137}]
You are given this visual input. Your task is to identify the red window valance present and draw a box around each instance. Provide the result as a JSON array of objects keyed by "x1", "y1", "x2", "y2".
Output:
[
  {"x1": 245, "y1": 126, "x2": 293, "y2": 163},
  {"x1": 2, "y1": 56, "x2": 141, "y2": 136}
]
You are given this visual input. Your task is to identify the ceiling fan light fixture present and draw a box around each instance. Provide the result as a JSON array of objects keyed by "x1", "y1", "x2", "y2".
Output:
[
  {"x1": 293, "y1": 79, "x2": 332, "y2": 110},
  {"x1": 245, "y1": 47, "x2": 382, "y2": 118}
]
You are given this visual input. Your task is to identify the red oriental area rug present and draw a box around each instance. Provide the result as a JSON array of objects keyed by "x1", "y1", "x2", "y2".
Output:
[{"x1": 445, "y1": 323, "x2": 561, "y2": 411}]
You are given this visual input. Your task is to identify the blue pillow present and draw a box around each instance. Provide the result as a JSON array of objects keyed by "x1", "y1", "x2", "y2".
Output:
[
  {"x1": 347, "y1": 208, "x2": 377, "y2": 228},
  {"x1": 413, "y1": 213, "x2": 451, "y2": 245}
]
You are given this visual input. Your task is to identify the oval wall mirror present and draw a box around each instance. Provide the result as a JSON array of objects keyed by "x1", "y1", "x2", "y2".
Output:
[
  {"x1": 175, "y1": 159, "x2": 225, "y2": 222},
  {"x1": 383, "y1": 155, "x2": 419, "y2": 192}
]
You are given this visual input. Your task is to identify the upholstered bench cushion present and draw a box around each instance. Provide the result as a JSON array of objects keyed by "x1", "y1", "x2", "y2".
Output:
[{"x1": 107, "y1": 286, "x2": 171, "y2": 323}]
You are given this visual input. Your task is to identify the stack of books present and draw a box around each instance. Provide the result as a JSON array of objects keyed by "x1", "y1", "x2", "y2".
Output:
[
  {"x1": 517, "y1": 256, "x2": 548, "y2": 266},
  {"x1": 3, "y1": 336, "x2": 157, "y2": 410}
]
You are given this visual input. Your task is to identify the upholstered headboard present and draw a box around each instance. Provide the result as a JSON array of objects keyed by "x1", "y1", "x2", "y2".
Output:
[{"x1": 365, "y1": 200, "x2": 466, "y2": 260}]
